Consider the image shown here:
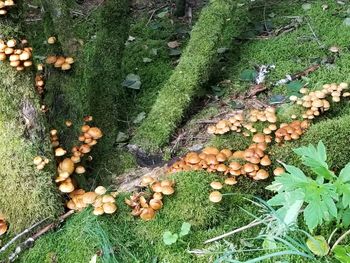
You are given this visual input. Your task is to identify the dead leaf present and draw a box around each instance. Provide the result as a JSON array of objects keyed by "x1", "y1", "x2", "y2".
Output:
[{"x1": 167, "y1": 41, "x2": 180, "y2": 49}]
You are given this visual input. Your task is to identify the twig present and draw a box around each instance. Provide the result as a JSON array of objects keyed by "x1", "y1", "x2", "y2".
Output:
[
  {"x1": 331, "y1": 228, "x2": 350, "y2": 252},
  {"x1": 305, "y1": 16, "x2": 324, "y2": 48},
  {"x1": 327, "y1": 228, "x2": 338, "y2": 245},
  {"x1": 146, "y1": 4, "x2": 168, "y2": 26},
  {"x1": 0, "y1": 217, "x2": 48, "y2": 254},
  {"x1": 204, "y1": 218, "x2": 271, "y2": 244},
  {"x1": 7, "y1": 210, "x2": 74, "y2": 262}
]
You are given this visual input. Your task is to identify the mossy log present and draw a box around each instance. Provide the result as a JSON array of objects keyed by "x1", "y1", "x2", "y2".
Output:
[
  {"x1": 131, "y1": 0, "x2": 248, "y2": 153},
  {"x1": 0, "y1": 23, "x2": 62, "y2": 234}
]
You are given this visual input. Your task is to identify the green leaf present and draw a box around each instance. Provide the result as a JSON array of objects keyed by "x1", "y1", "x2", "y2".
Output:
[
  {"x1": 156, "y1": 9, "x2": 169, "y2": 18},
  {"x1": 302, "y1": 3, "x2": 312, "y2": 11},
  {"x1": 179, "y1": 222, "x2": 191, "y2": 237},
  {"x1": 287, "y1": 81, "x2": 304, "y2": 94},
  {"x1": 339, "y1": 163, "x2": 350, "y2": 182},
  {"x1": 240, "y1": 69, "x2": 257, "y2": 81},
  {"x1": 122, "y1": 74, "x2": 141, "y2": 90},
  {"x1": 269, "y1": 94, "x2": 286, "y2": 104},
  {"x1": 163, "y1": 231, "x2": 178, "y2": 245},
  {"x1": 143, "y1": 57, "x2": 153, "y2": 63},
  {"x1": 334, "y1": 245, "x2": 350, "y2": 263},
  {"x1": 133, "y1": 112, "x2": 146, "y2": 124},
  {"x1": 306, "y1": 235, "x2": 329, "y2": 256}
]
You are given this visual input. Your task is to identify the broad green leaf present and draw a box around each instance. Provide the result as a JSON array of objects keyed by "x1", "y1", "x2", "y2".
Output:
[
  {"x1": 122, "y1": 74, "x2": 141, "y2": 90},
  {"x1": 339, "y1": 163, "x2": 350, "y2": 182},
  {"x1": 304, "y1": 202, "x2": 323, "y2": 231},
  {"x1": 334, "y1": 245, "x2": 350, "y2": 263},
  {"x1": 340, "y1": 208, "x2": 350, "y2": 227},
  {"x1": 163, "y1": 231, "x2": 178, "y2": 245},
  {"x1": 179, "y1": 222, "x2": 191, "y2": 237},
  {"x1": 306, "y1": 235, "x2": 329, "y2": 256},
  {"x1": 287, "y1": 81, "x2": 304, "y2": 94},
  {"x1": 240, "y1": 69, "x2": 257, "y2": 81}
]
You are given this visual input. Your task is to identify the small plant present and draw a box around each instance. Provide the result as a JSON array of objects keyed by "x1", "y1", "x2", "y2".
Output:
[
  {"x1": 267, "y1": 141, "x2": 350, "y2": 232},
  {"x1": 162, "y1": 222, "x2": 191, "y2": 245}
]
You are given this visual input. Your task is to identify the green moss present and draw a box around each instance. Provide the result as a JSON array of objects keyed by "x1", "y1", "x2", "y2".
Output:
[
  {"x1": 132, "y1": 1, "x2": 250, "y2": 152},
  {"x1": 0, "y1": 23, "x2": 62, "y2": 235}
]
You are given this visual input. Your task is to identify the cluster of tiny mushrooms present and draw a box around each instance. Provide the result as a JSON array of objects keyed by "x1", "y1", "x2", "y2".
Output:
[
  {"x1": 168, "y1": 82, "x2": 349, "y2": 203},
  {"x1": 0, "y1": 39, "x2": 33, "y2": 71},
  {"x1": 0, "y1": 0, "x2": 14, "y2": 16},
  {"x1": 125, "y1": 177, "x2": 175, "y2": 221}
]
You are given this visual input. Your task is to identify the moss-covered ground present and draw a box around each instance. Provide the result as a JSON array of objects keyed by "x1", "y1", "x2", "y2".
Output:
[{"x1": 1, "y1": 0, "x2": 350, "y2": 262}]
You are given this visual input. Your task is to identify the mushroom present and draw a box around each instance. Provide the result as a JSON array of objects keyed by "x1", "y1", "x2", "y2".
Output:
[
  {"x1": 33, "y1": 156, "x2": 43, "y2": 165},
  {"x1": 0, "y1": 221, "x2": 8, "y2": 236},
  {"x1": 82, "y1": 192, "x2": 97, "y2": 204},
  {"x1": 75, "y1": 166, "x2": 86, "y2": 174},
  {"x1": 61, "y1": 63, "x2": 71, "y2": 71},
  {"x1": 47, "y1": 36, "x2": 56, "y2": 44},
  {"x1": 65, "y1": 120, "x2": 73, "y2": 127},
  {"x1": 87, "y1": 127, "x2": 103, "y2": 139},
  {"x1": 153, "y1": 192, "x2": 163, "y2": 200},
  {"x1": 224, "y1": 177, "x2": 237, "y2": 185},
  {"x1": 149, "y1": 199, "x2": 163, "y2": 210},
  {"x1": 59, "y1": 158, "x2": 75, "y2": 175},
  {"x1": 59, "y1": 179, "x2": 75, "y2": 193},
  {"x1": 202, "y1": 147, "x2": 219, "y2": 155},
  {"x1": 140, "y1": 207, "x2": 155, "y2": 221},
  {"x1": 209, "y1": 191, "x2": 222, "y2": 203},
  {"x1": 254, "y1": 169, "x2": 269, "y2": 180},
  {"x1": 229, "y1": 161, "x2": 241, "y2": 171},
  {"x1": 162, "y1": 186, "x2": 175, "y2": 195},
  {"x1": 102, "y1": 195, "x2": 115, "y2": 203},
  {"x1": 93, "y1": 207, "x2": 104, "y2": 216},
  {"x1": 273, "y1": 167, "x2": 285, "y2": 176},
  {"x1": 140, "y1": 175, "x2": 155, "y2": 186},
  {"x1": 252, "y1": 133, "x2": 265, "y2": 143},
  {"x1": 151, "y1": 182, "x2": 162, "y2": 193},
  {"x1": 260, "y1": 155, "x2": 271, "y2": 166},
  {"x1": 55, "y1": 147, "x2": 67, "y2": 157},
  {"x1": 210, "y1": 181, "x2": 223, "y2": 190},
  {"x1": 103, "y1": 203, "x2": 117, "y2": 214}
]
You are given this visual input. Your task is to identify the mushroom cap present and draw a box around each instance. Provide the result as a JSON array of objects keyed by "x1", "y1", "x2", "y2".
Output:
[
  {"x1": 103, "y1": 202, "x2": 117, "y2": 214},
  {"x1": 209, "y1": 191, "x2": 222, "y2": 203},
  {"x1": 229, "y1": 161, "x2": 241, "y2": 170},
  {"x1": 82, "y1": 192, "x2": 97, "y2": 204},
  {"x1": 260, "y1": 155, "x2": 271, "y2": 166},
  {"x1": 93, "y1": 197, "x2": 103, "y2": 208},
  {"x1": 61, "y1": 63, "x2": 71, "y2": 71},
  {"x1": 47, "y1": 36, "x2": 56, "y2": 44},
  {"x1": 217, "y1": 164, "x2": 227, "y2": 172},
  {"x1": 210, "y1": 181, "x2": 223, "y2": 190},
  {"x1": 4, "y1": 47, "x2": 14, "y2": 55},
  {"x1": 59, "y1": 158, "x2": 75, "y2": 175},
  {"x1": 55, "y1": 147, "x2": 67, "y2": 157},
  {"x1": 224, "y1": 177, "x2": 237, "y2": 185},
  {"x1": 71, "y1": 156, "x2": 81, "y2": 164},
  {"x1": 232, "y1": 151, "x2": 245, "y2": 159},
  {"x1": 69, "y1": 189, "x2": 85, "y2": 198},
  {"x1": 93, "y1": 207, "x2": 105, "y2": 216},
  {"x1": 160, "y1": 180, "x2": 174, "y2": 187},
  {"x1": 55, "y1": 172, "x2": 70, "y2": 182},
  {"x1": 59, "y1": 180, "x2": 75, "y2": 193},
  {"x1": 153, "y1": 192, "x2": 163, "y2": 200},
  {"x1": 102, "y1": 195, "x2": 115, "y2": 203},
  {"x1": 87, "y1": 127, "x2": 103, "y2": 139},
  {"x1": 46, "y1": 55, "x2": 57, "y2": 64},
  {"x1": 149, "y1": 199, "x2": 163, "y2": 210},
  {"x1": 140, "y1": 207, "x2": 155, "y2": 221},
  {"x1": 23, "y1": 60, "x2": 33, "y2": 67},
  {"x1": 79, "y1": 144, "x2": 91, "y2": 154},
  {"x1": 273, "y1": 167, "x2": 285, "y2": 176},
  {"x1": 202, "y1": 147, "x2": 219, "y2": 155},
  {"x1": 0, "y1": 53, "x2": 6, "y2": 61},
  {"x1": 6, "y1": 39, "x2": 16, "y2": 48},
  {"x1": 220, "y1": 149, "x2": 232, "y2": 158},
  {"x1": 66, "y1": 200, "x2": 76, "y2": 210},
  {"x1": 9, "y1": 54, "x2": 19, "y2": 61},
  {"x1": 252, "y1": 133, "x2": 265, "y2": 143},
  {"x1": 0, "y1": 221, "x2": 8, "y2": 236},
  {"x1": 54, "y1": 56, "x2": 66, "y2": 67},
  {"x1": 185, "y1": 152, "x2": 201, "y2": 164},
  {"x1": 205, "y1": 154, "x2": 219, "y2": 165},
  {"x1": 216, "y1": 153, "x2": 227, "y2": 162},
  {"x1": 33, "y1": 156, "x2": 43, "y2": 165},
  {"x1": 65, "y1": 57, "x2": 74, "y2": 64},
  {"x1": 140, "y1": 175, "x2": 155, "y2": 186},
  {"x1": 19, "y1": 51, "x2": 31, "y2": 61},
  {"x1": 75, "y1": 166, "x2": 86, "y2": 174},
  {"x1": 243, "y1": 163, "x2": 255, "y2": 173},
  {"x1": 162, "y1": 186, "x2": 175, "y2": 195},
  {"x1": 151, "y1": 182, "x2": 163, "y2": 193},
  {"x1": 10, "y1": 60, "x2": 20, "y2": 67},
  {"x1": 254, "y1": 169, "x2": 269, "y2": 180}
]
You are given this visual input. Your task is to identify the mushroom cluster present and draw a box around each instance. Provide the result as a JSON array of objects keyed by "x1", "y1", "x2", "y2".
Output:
[
  {"x1": 67, "y1": 186, "x2": 118, "y2": 215},
  {"x1": 125, "y1": 177, "x2": 175, "y2": 221},
  {"x1": 290, "y1": 83, "x2": 349, "y2": 119},
  {"x1": 0, "y1": 215, "x2": 8, "y2": 236},
  {"x1": 35, "y1": 74, "x2": 45, "y2": 94},
  {"x1": 274, "y1": 120, "x2": 309, "y2": 143},
  {"x1": 207, "y1": 113, "x2": 244, "y2": 135},
  {"x1": 0, "y1": 39, "x2": 33, "y2": 71},
  {"x1": 0, "y1": 0, "x2": 15, "y2": 15},
  {"x1": 46, "y1": 55, "x2": 74, "y2": 71},
  {"x1": 33, "y1": 156, "x2": 50, "y2": 170},
  {"x1": 207, "y1": 107, "x2": 277, "y2": 136}
]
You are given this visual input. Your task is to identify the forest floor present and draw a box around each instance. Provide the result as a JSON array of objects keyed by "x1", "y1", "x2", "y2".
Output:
[{"x1": 2, "y1": 0, "x2": 350, "y2": 262}]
